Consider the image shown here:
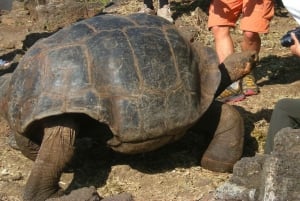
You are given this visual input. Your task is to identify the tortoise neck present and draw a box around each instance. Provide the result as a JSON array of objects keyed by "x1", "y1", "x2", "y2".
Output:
[{"x1": 215, "y1": 63, "x2": 232, "y2": 98}]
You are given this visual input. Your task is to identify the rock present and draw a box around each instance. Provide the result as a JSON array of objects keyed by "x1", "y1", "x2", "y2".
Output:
[
  {"x1": 213, "y1": 127, "x2": 300, "y2": 201},
  {"x1": 24, "y1": 0, "x2": 105, "y2": 31},
  {"x1": 101, "y1": 193, "x2": 134, "y2": 201},
  {"x1": 46, "y1": 186, "x2": 102, "y2": 201},
  {"x1": 45, "y1": 187, "x2": 134, "y2": 201}
]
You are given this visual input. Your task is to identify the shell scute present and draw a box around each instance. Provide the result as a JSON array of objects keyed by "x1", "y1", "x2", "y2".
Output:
[
  {"x1": 112, "y1": 98, "x2": 141, "y2": 140},
  {"x1": 86, "y1": 30, "x2": 139, "y2": 93},
  {"x1": 85, "y1": 15, "x2": 136, "y2": 31},
  {"x1": 46, "y1": 46, "x2": 89, "y2": 90},
  {"x1": 126, "y1": 27, "x2": 177, "y2": 91},
  {"x1": 33, "y1": 95, "x2": 63, "y2": 120},
  {"x1": 42, "y1": 23, "x2": 95, "y2": 47}
]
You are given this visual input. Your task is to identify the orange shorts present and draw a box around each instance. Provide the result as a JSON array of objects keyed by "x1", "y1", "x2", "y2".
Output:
[{"x1": 208, "y1": 0, "x2": 274, "y2": 33}]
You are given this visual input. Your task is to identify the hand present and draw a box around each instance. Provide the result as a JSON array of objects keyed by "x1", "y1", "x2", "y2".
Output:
[{"x1": 290, "y1": 32, "x2": 300, "y2": 57}]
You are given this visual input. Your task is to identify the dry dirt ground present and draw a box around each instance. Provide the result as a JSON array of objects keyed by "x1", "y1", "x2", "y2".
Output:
[{"x1": 0, "y1": 1, "x2": 300, "y2": 201}]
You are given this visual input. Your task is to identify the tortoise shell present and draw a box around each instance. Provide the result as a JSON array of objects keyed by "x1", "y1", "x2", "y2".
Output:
[{"x1": 3, "y1": 14, "x2": 219, "y2": 153}]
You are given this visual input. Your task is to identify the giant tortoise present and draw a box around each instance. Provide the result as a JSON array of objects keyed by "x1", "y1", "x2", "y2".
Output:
[{"x1": 0, "y1": 14, "x2": 257, "y2": 201}]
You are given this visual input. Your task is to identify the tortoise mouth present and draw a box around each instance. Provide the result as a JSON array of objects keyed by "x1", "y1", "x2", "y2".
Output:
[{"x1": 244, "y1": 62, "x2": 252, "y2": 76}]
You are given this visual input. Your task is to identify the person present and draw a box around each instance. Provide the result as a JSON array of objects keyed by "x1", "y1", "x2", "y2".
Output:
[
  {"x1": 264, "y1": 0, "x2": 300, "y2": 154},
  {"x1": 282, "y1": 0, "x2": 300, "y2": 56},
  {"x1": 264, "y1": 98, "x2": 300, "y2": 154},
  {"x1": 139, "y1": 0, "x2": 173, "y2": 23},
  {"x1": 208, "y1": 0, "x2": 274, "y2": 102}
]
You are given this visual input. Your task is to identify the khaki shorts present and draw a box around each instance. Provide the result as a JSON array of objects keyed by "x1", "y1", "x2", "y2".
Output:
[{"x1": 208, "y1": 0, "x2": 274, "y2": 33}]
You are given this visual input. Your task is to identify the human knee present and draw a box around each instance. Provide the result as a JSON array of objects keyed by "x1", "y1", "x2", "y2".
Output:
[
  {"x1": 243, "y1": 31, "x2": 260, "y2": 42},
  {"x1": 276, "y1": 98, "x2": 291, "y2": 107},
  {"x1": 211, "y1": 26, "x2": 230, "y2": 37},
  {"x1": 273, "y1": 98, "x2": 294, "y2": 113}
]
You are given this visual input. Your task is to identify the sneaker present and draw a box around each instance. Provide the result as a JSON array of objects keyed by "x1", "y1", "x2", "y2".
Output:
[
  {"x1": 139, "y1": 4, "x2": 155, "y2": 15},
  {"x1": 0, "y1": 59, "x2": 11, "y2": 67},
  {"x1": 242, "y1": 73, "x2": 259, "y2": 96},
  {"x1": 157, "y1": 5, "x2": 174, "y2": 23},
  {"x1": 216, "y1": 84, "x2": 245, "y2": 103},
  {"x1": 0, "y1": 59, "x2": 12, "y2": 69}
]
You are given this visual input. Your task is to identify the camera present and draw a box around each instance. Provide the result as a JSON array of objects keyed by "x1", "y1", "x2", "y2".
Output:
[{"x1": 280, "y1": 27, "x2": 300, "y2": 47}]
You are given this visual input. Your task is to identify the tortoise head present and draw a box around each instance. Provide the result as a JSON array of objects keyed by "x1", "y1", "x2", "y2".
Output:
[
  {"x1": 222, "y1": 51, "x2": 258, "y2": 82},
  {"x1": 189, "y1": 42, "x2": 258, "y2": 116},
  {"x1": 215, "y1": 51, "x2": 258, "y2": 97}
]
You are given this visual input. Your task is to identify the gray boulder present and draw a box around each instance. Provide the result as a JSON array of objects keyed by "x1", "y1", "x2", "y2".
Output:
[{"x1": 214, "y1": 127, "x2": 300, "y2": 201}]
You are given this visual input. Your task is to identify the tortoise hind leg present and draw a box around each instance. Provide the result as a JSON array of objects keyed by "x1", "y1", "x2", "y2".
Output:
[
  {"x1": 23, "y1": 118, "x2": 78, "y2": 201},
  {"x1": 14, "y1": 132, "x2": 40, "y2": 161},
  {"x1": 14, "y1": 123, "x2": 46, "y2": 161},
  {"x1": 196, "y1": 101, "x2": 244, "y2": 173}
]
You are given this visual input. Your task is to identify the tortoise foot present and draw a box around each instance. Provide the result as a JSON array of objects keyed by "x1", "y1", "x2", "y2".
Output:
[{"x1": 201, "y1": 155, "x2": 235, "y2": 173}]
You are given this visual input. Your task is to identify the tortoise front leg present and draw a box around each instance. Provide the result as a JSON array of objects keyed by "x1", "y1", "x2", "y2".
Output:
[
  {"x1": 200, "y1": 102, "x2": 244, "y2": 173},
  {"x1": 192, "y1": 101, "x2": 244, "y2": 173},
  {"x1": 23, "y1": 119, "x2": 78, "y2": 201}
]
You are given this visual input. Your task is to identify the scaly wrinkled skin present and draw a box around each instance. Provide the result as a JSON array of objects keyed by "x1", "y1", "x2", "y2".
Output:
[
  {"x1": 222, "y1": 51, "x2": 258, "y2": 81},
  {"x1": 188, "y1": 46, "x2": 257, "y2": 173}
]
